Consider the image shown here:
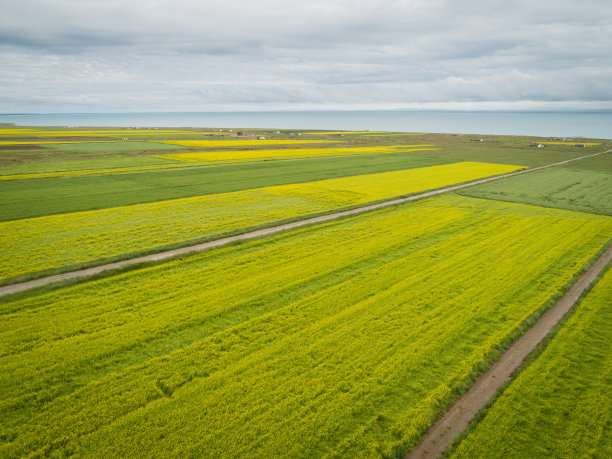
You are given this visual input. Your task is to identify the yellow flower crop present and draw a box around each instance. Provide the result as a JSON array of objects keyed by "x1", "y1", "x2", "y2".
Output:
[
  {"x1": 1, "y1": 195, "x2": 610, "y2": 457},
  {"x1": 451, "y1": 266, "x2": 612, "y2": 458},
  {"x1": 0, "y1": 162, "x2": 522, "y2": 280},
  {"x1": 0, "y1": 130, "x2": 201, "y2": 137},
  {"x1": 0, "y1": 129, "x2": 38, "y2": 135},
  {"x1": 158, "y1": 145, "x2": 437, "y2": 163},
  {"x1": 161, "y1": 139, "x2": 339, "y2": 147},
  {"x1": 0, "y1": 140, "x2": 116, "y2": 145},
  {"x1": 0, "y1": 163, "x2": 201, "y2": 181}
]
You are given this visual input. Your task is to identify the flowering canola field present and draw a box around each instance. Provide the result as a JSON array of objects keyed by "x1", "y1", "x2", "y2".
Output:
[
  {"x1": 0, "y1": 161, "x2": 521, "y2": 281},
  {"x1": 1, "y1": 195, "x2": 610, "y2": 457},
  {"x1": 0, "y1": 140, "x2": 117, "y2": 145},
  {"x1": 451, "y1": 265, "x2": 612, "y2": 458},
  {"x1": 161, "y1": 139, "x2": 338, "y2": 147},
  {"x1": 157, "y1": 145, "x2": 437, "y2": 162},
  {"x1": 0, "y1": 129, "x2": 200, "y2": 137},
  {"x1": 0, "y1": 129, "x2": 39, "y2": 135}
]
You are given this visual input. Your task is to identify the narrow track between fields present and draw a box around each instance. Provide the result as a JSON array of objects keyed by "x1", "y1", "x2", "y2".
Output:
[
  {"x1": 0, "y1": 149, "x2": 609, "y2": 298},
  {"x1": 405, "y1": 243, "x2": 612, "y2": 459}
]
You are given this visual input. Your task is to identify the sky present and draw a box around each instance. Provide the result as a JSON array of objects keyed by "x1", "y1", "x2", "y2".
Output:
[{"x1": 1, "y1": 0, "x2": 611, "y2": 113}]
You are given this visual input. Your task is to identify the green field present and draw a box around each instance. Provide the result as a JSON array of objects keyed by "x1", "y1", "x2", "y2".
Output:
[
  {"x1": 0, "y1": 141, "x2": 186, "y2": 164},
  {"x1": 561, "y1": 151, "x2": 612, "y2": 172},
  {"x1": 1, "y1": 195, "x2": 610, "y2": 458},
  {"x1": 451, "y1": 266, "x2": 612, "y2": 458},
  {"x1": 0, "y1": 153, "x2": 451, "y2": 221},
  {"x1": 459, "y1": 167, "x2": 612, "y2": 215},
  {"x1": 394, "y1": 135, "x2": 609, "y2": 167},
  {"x1": 0, "y1": 155, "x2": 181, "y2": 175}
]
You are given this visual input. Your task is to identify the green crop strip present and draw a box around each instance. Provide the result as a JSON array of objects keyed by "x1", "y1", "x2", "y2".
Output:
[{"x1": 459, "y1": 167, "x2": 612, "y2": 215}]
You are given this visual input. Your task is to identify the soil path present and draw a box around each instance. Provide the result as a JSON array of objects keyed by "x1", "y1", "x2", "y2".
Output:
[
  {"x1": 0, "y1": 150, "x2": 609, "y2": 298},
  {"x1": 405, "y1": 243, "x2": 612, "y2": 459}
]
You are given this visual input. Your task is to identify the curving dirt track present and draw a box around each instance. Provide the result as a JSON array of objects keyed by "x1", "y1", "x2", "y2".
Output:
[
  {"x1": 0, "y1": 150, "x2": 609, "y2": 298},
  {"x1": 405, "y1": 244, "x2": 612, "y2": 459}
]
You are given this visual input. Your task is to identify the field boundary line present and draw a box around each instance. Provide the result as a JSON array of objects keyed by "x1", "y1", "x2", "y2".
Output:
[
  {"x1": 405, "y1": 243, "x2": 612, "y2": 459},
  {"x1": 0, "y1": 149, "x2": 609, "y2": 298}
]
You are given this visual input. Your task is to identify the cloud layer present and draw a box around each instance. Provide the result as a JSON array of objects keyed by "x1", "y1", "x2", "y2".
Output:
[{"x1": 2, "y1": 0, "x2": 611, "y2": 112}]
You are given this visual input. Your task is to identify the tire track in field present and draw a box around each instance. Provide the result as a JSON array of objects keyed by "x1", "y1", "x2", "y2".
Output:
[
  {"x1": 405, "y1": 243, "x2": 612, "y2": 459},
  {"x1": 0, "y1": 149, "x2": 609, "y2": 298}
]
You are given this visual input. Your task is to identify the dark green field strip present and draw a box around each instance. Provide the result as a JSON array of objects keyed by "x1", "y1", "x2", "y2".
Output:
[
  {"x1": 458, "y1": 167, "x2": 612, "y2": 215},
  {"x1": 325, "y1": 134, "x2": 594, "y2": 167},
  {"x1": 0, "y1": 142, "x2": 188, "y2": 167},
  {"x1": 0, "y1": 153, "x2": 451, "y2": 221},
  {"x1": 560, "y1": 150, "x2": 612, "y2": 172},
  {"x1": 451, "y1": 265, "x2": 612, "y2": 458},
  {"x1": 431, "y1": 144, "x2": 610, "y2": 168},
  {"x1": 390, "y1": 134, "x2": 609, "y2": 168},
  {"x1": 46, "y1": 141, "x2": 188, "y2": 153}
]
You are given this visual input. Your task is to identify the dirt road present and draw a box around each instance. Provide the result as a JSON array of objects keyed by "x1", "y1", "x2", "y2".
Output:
[
  {"x1": 0, "y1": 149, "x2": 609, "y2": 298},
  {"x1": 405, "y1": 243, "x2": 612, "y2": 459}
]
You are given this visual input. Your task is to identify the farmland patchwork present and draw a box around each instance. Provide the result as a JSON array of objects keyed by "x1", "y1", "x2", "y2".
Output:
[{"x1": 0, "y1": 161, "x2": 522, "y2": 281}]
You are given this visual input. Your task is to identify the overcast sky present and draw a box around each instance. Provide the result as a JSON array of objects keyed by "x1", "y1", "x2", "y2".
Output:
[{"x1": 1, "y1": 0, "x2": 611, "y2": 113}]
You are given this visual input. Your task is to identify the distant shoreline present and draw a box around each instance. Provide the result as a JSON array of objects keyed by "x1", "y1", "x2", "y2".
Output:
[{"x1": 1, "y1": 110, "x2": 611, "y2": 138}]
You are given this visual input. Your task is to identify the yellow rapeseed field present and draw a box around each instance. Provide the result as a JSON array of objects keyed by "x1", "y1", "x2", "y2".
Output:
[
  {"x1": 0, "y1": 163, "x2": 202, "y2": 181},
  {"x1": 451, "y1": 266, "x2": 612, "y2": 458},
  {"x1": 0, "y1": 161, "x2": 522, "y2": 280},
  {"x1": 0, "y1": 140, "x2": 116, "y2": 145},
  {"x1": 0, "y1": 129, "x2": 199, "y2": 136},
  {"x1": 1, "y1": 195, "x2": 611, "y2": 457},
  {"x1": 157, "y1": 145, "x2": 437, "y2": 163},
  {"x1": 161, "y1": 139, "x2": 339, "y2": 147},
  {"x1": 0, "y1": 129, "x2": 38, "y2": 135}
]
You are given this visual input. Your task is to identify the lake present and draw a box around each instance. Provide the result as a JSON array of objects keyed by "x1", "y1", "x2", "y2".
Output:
[{"x1": 0, "y1": 111, "x2": 610, "y2": 139}]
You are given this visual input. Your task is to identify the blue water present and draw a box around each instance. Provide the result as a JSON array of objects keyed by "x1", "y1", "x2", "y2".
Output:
[{"x1": 0, "y1": 111, "x2": 610, "y2": 139}]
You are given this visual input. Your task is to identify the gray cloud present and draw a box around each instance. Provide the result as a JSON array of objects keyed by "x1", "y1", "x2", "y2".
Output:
[{"x1": 1, "y1": 0, "x2": 611, "y2": 112}]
